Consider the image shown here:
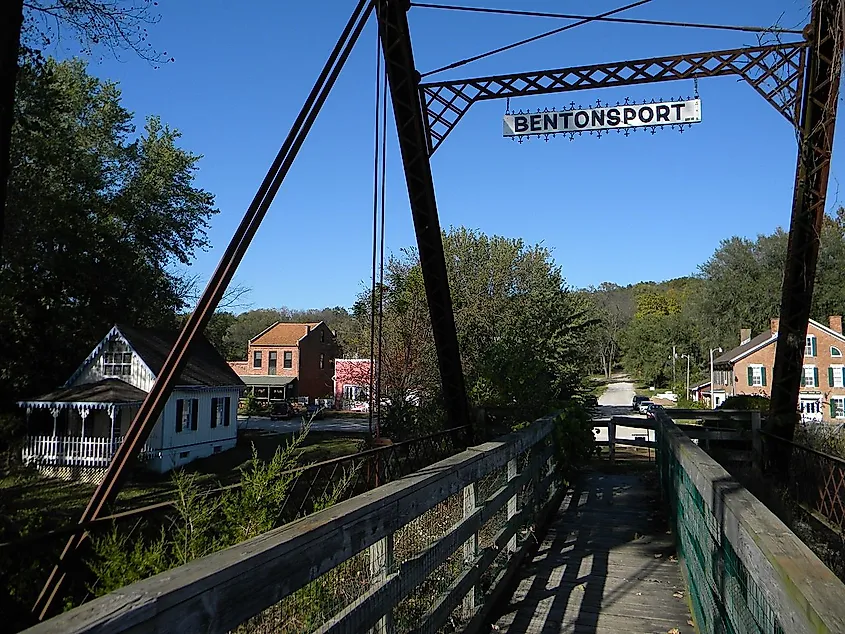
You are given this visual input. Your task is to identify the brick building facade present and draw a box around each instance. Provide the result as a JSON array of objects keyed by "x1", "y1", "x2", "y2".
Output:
[
  {"x1": 228, "y1": 322, "x2": 340, "y2": 403},
  {"x1": 712, "y1": 316, "x2": 845, "y2": 422},
  {"x1": 333, "y1": 359, "x2": 372, "y2": 410}
]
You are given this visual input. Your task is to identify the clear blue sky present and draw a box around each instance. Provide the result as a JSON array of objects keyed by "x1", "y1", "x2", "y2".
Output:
[{"x1": 55, "y1": 0, "x2": 840, "y2": 311}]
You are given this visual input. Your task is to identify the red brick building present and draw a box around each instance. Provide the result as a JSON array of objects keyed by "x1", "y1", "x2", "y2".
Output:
[
  {"x1": 228, "y1": 322, "x2": 339, "y2": 404},
  {"x1": 712, "y1": 316, "x2": 845, "y2": 422},
  {"x1": 333, "y1": 359, "x2": 372, "y2": 410}
]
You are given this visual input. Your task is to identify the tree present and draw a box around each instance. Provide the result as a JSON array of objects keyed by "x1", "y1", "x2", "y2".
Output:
[
  {"x1": 583, "y1": 282, "x2": 634, "y2": 378},
  {"x1": 2, "y1": 0, "x2": 169, "y2": 260},
  {"x1": 0, "y1": 57, "x2": 217, "y2": 410},
  {"x1": 223, "y1": 309, "x2": 282, "y2": 361}
]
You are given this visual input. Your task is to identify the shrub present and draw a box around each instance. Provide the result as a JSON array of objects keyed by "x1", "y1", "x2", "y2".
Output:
[{"x1": 719, "y1": 395, "x2": 770, "y2": 412}]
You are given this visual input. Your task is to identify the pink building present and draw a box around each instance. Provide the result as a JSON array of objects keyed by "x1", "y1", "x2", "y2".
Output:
[{"x1": 333, "y1": 359, "x2": 372, "y2": 410}]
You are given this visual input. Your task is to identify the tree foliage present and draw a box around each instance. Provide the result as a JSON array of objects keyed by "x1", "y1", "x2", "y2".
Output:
[{"x1": 0, "y1": 57, "x2": 217, "y2": 411}]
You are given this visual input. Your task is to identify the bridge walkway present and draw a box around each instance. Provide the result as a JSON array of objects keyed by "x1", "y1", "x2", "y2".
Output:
[{"x1": 492, "y1": 465, "x2": 694, "y2": 634}]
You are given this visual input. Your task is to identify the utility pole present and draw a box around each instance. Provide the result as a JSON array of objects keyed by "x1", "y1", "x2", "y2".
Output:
[
  {"x1": 672, "y1": 345, "x2": 676, "y2": 388},
  {"x1": 681, "y1": 353, "x2": 691, "y2": 401}
]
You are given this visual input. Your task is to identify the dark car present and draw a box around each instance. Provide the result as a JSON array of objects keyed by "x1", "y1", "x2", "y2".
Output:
[
  {"x1": 632, "y1": 395, "x2": 649, "y2": 411},
  {"x1": 269, "y1": 401, "x2": 294, "y2": 420}
]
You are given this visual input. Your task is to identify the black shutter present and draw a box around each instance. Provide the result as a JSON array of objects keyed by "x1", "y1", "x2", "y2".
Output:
[
  {"x1": 191, "y1": 399, "x2": 198, "y2": 430},
  {"x1": 210, "y1": 398, "x2": 218, "y2": 428},
  {"x1": 176, "y1": 400, "x2": 183, "y2": 433},
  {"x1": 224, "y1": 397, "x2": 231, "y2": 427}
]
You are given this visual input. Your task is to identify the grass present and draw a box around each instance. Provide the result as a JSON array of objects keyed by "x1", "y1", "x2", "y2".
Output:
[
  {"x1": 0, "y1": 429, "x2": 367, "y2": 537},
  {"x1": 586, "y1": 375, "x2": 612, "y2": 399}
]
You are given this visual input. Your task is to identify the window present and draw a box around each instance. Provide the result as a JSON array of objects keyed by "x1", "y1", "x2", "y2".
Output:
[
  {"x1": 806, "y1": 335, "x2": 817, "y2": 357},
  {"x1": 175, "y1": 398, "x2": 198, "y2": 432},
  {"x1": 253, "y1": 350, "x2": 262, "y2": 369},
  {"x1": 831, "y1": 397, "x2": 845, "y2": 419},
  {"x1": 321, "y1": 330, "x2": 325, "y2": 343},
  {"x1": 747, "y1": 365, "x2": 766, "y2": 387},
  {"x1": 102, "y1": 339, "x2": 132, "y2": 377},
  {"x1": 268, "y1": 351, "x2": 277, "y2": 375},
  {"x1": 802, "y1": 366, "x2": 818, "y2": 388},
  {"x1": 320, "y1": 353, "x2": 325, "y2": 369},
  {"x1": 223, "y1": 397, "x2": 231, "y2": 426},
  {"x1": 800, "y1": 400, "x2": 820, "y2": 414},
  {"x1": 833, "y1": 346, "x2": 843, "y2": 358},
  {"x1": 343, "y1": 385, "x2": 368, "y2": 401},
  {"x1": 830, "y1": 366, "x2": 845, "y2": 388},
  {"x1": 179, "y1": 451, "x2": 190, "y2": 459},
  {"x1": 283, "y1": 351, "x2": 292, "y2": 369},
  {"x1": 211, "y1": 397, "x2": 225, "y2": 428}
]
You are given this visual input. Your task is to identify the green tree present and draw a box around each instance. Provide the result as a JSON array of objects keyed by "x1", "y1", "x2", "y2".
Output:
[{"x1": 0, "y1": 57, "x2": 217, "y2": 411}]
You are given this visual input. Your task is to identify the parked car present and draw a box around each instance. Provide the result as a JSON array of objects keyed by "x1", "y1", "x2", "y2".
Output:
[
  {"x1": 269, "y1": 401, "x2": 294, "y2": 420},
  {"x1": 632, "y1": 395, "x2": 649, "y2": 411},
  {"x1": 645, "y1": 403, "x2": 659, "y2": 419},
  {"x1": 637, "y1": 400, "x2": 654, "y2": 415}
]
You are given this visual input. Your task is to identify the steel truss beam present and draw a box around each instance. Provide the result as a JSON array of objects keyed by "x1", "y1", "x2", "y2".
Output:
[
  {"x1": 421, "y1": 42, "x2": 807, "y2": 153},
  {"x1": 770, "y1": 0, "x2": 843, "y2": 452},
  {"x1": 377, "y1": 0, "x2": 471, "y2": 436}
]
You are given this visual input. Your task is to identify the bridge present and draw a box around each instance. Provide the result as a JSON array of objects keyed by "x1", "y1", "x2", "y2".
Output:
[{"x1": 21, "y1": 407, "x2": 845, "y2": 634}]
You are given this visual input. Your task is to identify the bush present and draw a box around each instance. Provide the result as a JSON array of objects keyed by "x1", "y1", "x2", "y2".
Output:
[
  {"x1": 550, "y1": 402, "x2": 597, "y2": 473},
  {"x1": 719, "y1": 395, "x2": 770, "y2": 412}
]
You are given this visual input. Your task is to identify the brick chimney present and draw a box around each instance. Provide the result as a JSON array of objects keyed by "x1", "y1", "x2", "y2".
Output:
[
  {"x1": 830, "y1": 315, "x2": 843, "y2": 334},
  {"x1": 740, "y1": 328, "x2": 751, "y2": 345},
  {"x1": 770, "y1": 318, "x2": 779, "y2": 334}
]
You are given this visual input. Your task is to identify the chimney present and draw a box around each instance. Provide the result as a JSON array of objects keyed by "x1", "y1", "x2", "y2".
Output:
[
  {"x1": 740, "y1": 328, "x2": 751, "y2": 345},
  {"x1": 306, "y1": 324, "x2": 311, "y2": 333},
  {"x1": 770, "y1": 318, "x2": 779, "y2": 334},
  {"x1": 830, "y1": 315, "x2": 843, "y2": 334}
]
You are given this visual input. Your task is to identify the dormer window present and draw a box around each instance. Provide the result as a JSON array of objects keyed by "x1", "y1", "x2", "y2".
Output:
[{"x1": 102, "y1": 339, "x2": 132, "y2": 377}]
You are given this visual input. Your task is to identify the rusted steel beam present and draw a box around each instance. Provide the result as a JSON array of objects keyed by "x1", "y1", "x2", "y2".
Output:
[
  {"x1": 31, "y1": 0, "x2": 374, "y2": 621},
  {"x1": 770, "y1": 0, "x2": 844, "y2": 460},
  {"x1": 377, "y1": 0, "x2": 471, "y2": 437},
  {"x1": 420, "y1": 42, "x2": 807, "y2": 153}
]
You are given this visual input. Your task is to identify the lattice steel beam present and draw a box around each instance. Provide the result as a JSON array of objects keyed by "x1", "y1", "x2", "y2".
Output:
[
  {"x1": 377, "y1": 0, "x2": 471, "y2": 436},
  {"x1": 421, "y1": 42, "x2": 807, "y2": 153},
  {"x1": 770, "y1": 0, "x2": 843, "y2": 455}
]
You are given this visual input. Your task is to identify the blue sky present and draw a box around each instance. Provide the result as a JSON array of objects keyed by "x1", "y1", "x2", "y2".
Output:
[{"x1": 49, "y1": 0, "x2": 836, "y2": 311}]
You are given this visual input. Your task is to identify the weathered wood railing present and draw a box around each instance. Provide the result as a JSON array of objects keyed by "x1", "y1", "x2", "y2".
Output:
[
  {"x1": 24, "y1": 414, "x2": 563, "y2": 634},
  {"x1": 653, "y1": 407, "x2": 845, "y2": 634}
]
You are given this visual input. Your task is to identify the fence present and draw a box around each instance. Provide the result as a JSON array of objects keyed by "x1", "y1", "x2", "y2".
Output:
[
  {"x1": 22, "y1": 414, "x2": 562, "y2": 634},
  {"x1": 653, "y1": 408, "x2": 845, "y2": 634},
  {"x1": 21, "y1": 435, "x2": 157, "y2": 468},
  {"x1": 760, "y1": 430, "x2": 845, "y2": 535}
]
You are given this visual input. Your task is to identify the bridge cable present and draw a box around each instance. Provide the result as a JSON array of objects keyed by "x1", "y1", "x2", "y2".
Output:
[
  {"x1": 368, "y1": 22, "x2": 382, "y2": 438},
  {"x1": 376, "y1": 63, "x2": 388, "y2": 439},
  {"x1": 410, "y1": 2, "x2": 803, "y2": 36},
  {"x1": 419, "y1": 0, "x2": 653, "y2": 78}
]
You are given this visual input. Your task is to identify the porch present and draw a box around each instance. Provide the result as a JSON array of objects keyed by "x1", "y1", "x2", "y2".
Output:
[{"x1": 21, "y1": 435, "x2": 157, "y2": 469}]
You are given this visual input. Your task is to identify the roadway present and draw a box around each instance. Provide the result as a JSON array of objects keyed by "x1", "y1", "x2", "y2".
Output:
[{"x1": 593, "y1": 378, "x2": 656, "y2": 444}]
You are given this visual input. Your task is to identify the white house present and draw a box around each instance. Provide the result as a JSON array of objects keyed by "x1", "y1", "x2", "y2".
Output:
[{"x1": 18, "y1": 324, "x2": 244, "y2": 481}]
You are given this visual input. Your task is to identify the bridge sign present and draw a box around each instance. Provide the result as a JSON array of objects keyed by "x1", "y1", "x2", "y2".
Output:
[{"x1": 503, "y1": 99, "x2": 701, "y2": 137}]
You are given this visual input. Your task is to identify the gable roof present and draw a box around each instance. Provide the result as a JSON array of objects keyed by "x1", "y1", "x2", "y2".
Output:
[
  {"x1": 713, "y1": 318, "x2": 845, "y2": 367},
  {"x1": 250, "y1": 322, "x2": 323, "y2": 346},
  {"x1": 117, "y1": 325, "x2": 244, "y2": 387}
]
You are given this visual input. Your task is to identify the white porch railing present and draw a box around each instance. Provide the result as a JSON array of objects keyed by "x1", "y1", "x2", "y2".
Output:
[{"x1": 22, "y1": 435, "x2": 158, "y2": 468}]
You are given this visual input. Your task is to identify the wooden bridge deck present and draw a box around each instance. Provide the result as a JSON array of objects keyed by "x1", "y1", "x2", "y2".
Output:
[{"x1": 491, "y1": 466, "x2": 694, "y2": 634}]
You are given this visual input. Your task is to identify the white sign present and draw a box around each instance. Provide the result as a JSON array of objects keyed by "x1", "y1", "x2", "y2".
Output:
[{"x1": 503, "y1": 99, "x2": 701, "y2": 137}]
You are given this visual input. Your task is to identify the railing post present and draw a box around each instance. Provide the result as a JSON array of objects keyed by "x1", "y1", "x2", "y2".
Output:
[
  {"x1": 608, "y1": 418, "x2": 616, "y2": 463},
  {"x1": 507, "y1": 458, "x2": 518, "y2": 553},
  {"x1": 368, "y1": 533, "x2": 394, "y2": 634},
  {"x1": 462, "y1": 482, "x2": 478, "y2": 620},
  {"x1": 751, "y1": 410, "x2": 762, "y2": 474}
]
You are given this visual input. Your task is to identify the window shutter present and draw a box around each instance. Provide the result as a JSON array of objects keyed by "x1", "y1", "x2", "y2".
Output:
[
  {"x1": 747, "y1": 367, "x2": 753, "y2": 386},
  {"x1": 830, "y1": 367, "x2": 835, "y2": 387},
  {"x1": 832, "y1": 401, "x2": 837, "y2": 418},
  {"x1": 814, "y1": 367, "x2": 819, "y2": 387},
  {"x1": 801, "y1": 371, "x2": 806, "y2": 387},
  {"x1": 176, "y1": 400, "x2": 183, "y2": 433},
  {"x1": 761, "y1": 367, "x2": 767, "y2": 386},
  {"x1": 210, "y1": 398, "x2": 217, "y2": 428},
  {"x1": 224, "y1": 397, "x2": 231, "y2": 426},
  {"x1": 812, "y1": 337, "x2": 817, "y2": 356},
  {"x1": 841, "y1": 368, "x2": 845, "y2": 386},
  {"x1": 191, "y1": 399, "x2": 198, "y2": 430}
]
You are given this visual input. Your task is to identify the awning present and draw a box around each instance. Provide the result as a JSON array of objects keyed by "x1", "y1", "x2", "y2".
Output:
[
  {"x1": 18, "y1": 378, "x2": 147, "y2": 410},
  {"x1": 237, "y1": 375, "x2": 297, "y2": 387}
]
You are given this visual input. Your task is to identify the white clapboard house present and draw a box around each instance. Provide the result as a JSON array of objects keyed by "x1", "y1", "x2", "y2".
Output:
[{"x1": 18, "y1": 324, "x2": 244, "y2": 481}]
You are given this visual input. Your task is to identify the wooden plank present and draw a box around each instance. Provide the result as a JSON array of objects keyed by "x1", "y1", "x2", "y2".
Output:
[
  {"x1": 654, "y1": 410, "x2": 845, "y2": 634},
  {"x1": 23, "y1": 417, "x2": 556, "y2": 634}
]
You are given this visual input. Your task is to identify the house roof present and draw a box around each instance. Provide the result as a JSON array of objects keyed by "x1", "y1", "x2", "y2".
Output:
[
  {"x1": 20, "y1": 378, "x2": 148, "y2": 406},
  {"x1": 117, "y1": 325, "x2": 244, "y2": 387},
  {"x1": 714, "y1": 331, "x2": 775, "y2": 366},
  {"x1": 250, "y1": 322, "x2": 323, "y2": 346},
  {"x1": 238, "y1": 375, "x2": 297, "y2": 387}
]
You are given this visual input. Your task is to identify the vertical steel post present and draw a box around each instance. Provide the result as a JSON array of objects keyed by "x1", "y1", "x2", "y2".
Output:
[
  {"x1": 770, "y1": 0, "x2": 843, "y2": 467},
  {"x1": 376, "y1": 0, "x2": 471, "y2": 435}
]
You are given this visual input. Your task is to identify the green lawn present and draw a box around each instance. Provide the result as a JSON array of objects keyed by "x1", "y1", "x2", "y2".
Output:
[{"x1": 0, "y1": 429, "x2": 367, "y2": 537}]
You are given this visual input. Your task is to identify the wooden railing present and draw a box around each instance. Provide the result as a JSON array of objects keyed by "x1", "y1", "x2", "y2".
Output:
[
  {"x1": 23, "y1": 414, "x2": 563, "y2": 634},
  {"x1": 21, "y1": 435, "x2": 158, "y2": 468}
]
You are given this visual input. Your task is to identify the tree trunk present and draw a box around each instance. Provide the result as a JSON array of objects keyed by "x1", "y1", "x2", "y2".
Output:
[{"x1": 0, "y1": 0, "x2": 24, "y2": 259}]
